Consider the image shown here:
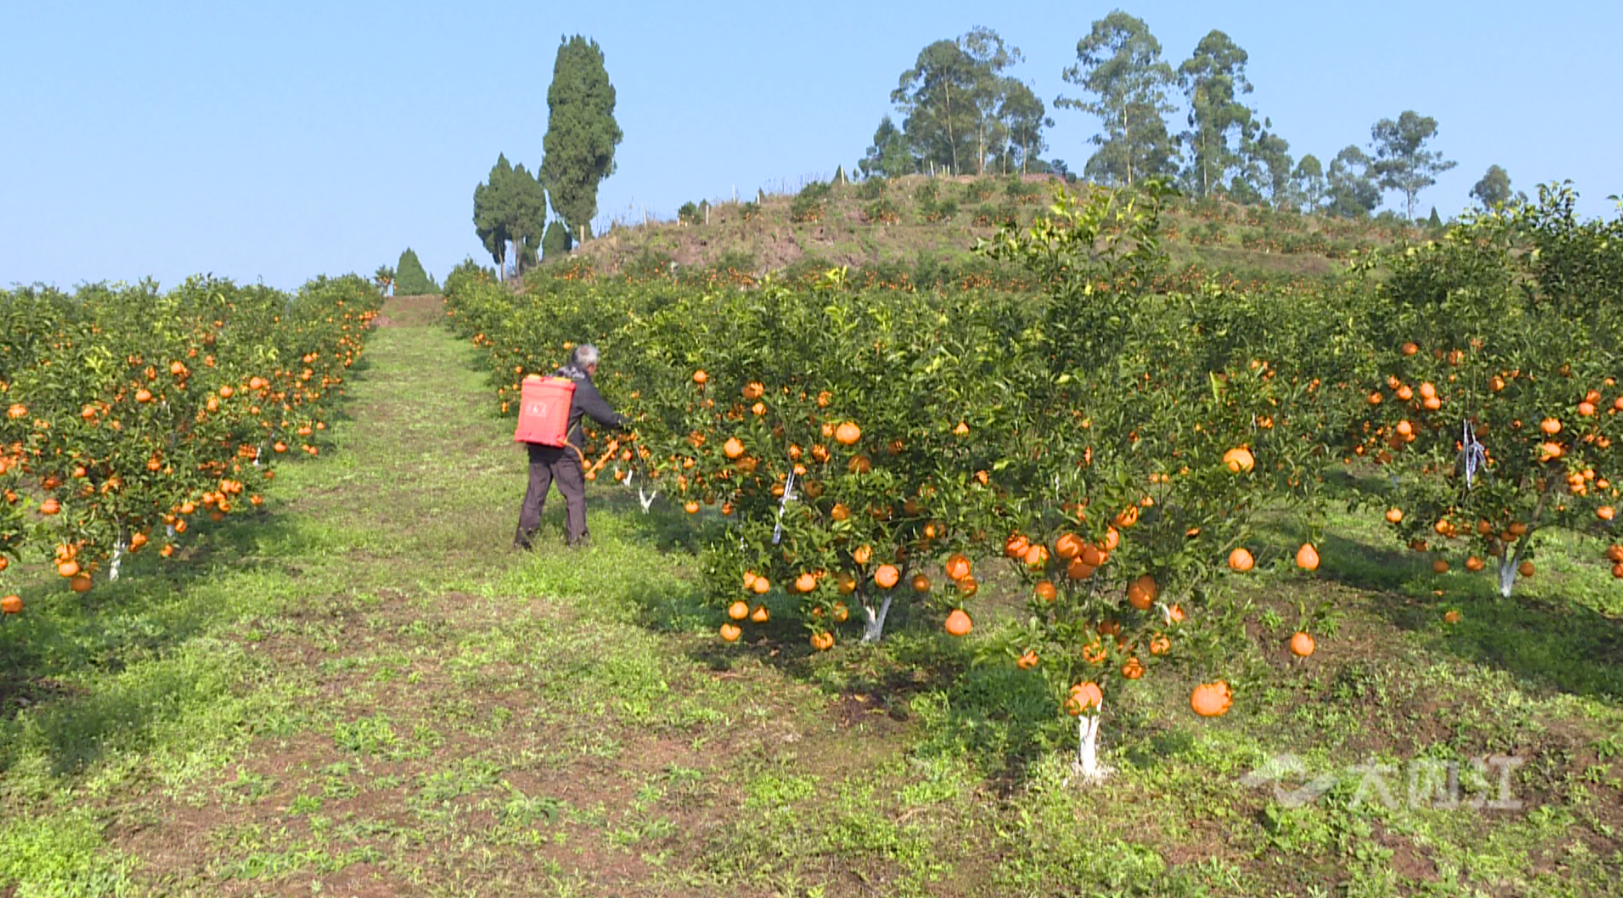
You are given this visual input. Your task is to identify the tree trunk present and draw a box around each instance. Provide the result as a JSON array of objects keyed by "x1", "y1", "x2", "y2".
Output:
[
  {"x1": 1073, "y1": 706, "x2": 1106, "y2": 783},
  {"x1": 944, "y1": 83, "x2": 958, "y2": 176},
  {"x1": 1496, "y1": 557, "x2": 1518, "y2": 599},
  {"x1": 861, "y1": 589, "x2": 894, "y2": 642}
]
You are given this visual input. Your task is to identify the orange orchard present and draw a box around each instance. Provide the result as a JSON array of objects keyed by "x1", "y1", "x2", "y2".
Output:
[
  {"x1": 442, "y1": 183, "x2": 1622, "y2": 781},
  {"x1": 0, "y1": 275, "x2": 379, "y2": 608}
]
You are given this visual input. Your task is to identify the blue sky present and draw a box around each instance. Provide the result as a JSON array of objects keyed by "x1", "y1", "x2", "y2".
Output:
[{"x1": 3, "y1": 1, "x2": 1617, "y2": 289}]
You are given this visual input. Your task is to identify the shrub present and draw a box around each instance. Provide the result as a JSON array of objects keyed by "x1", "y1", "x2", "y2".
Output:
[{"x1": 790, "y1": 181, "x2": 833, "y2": 223}]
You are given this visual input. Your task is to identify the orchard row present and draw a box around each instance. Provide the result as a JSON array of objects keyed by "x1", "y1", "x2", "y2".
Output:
[
  {"x1": 0, "y1": 275, "x2": 381, "y2": 609},
  {"x1": 445, "y1": 184, "x2": 1621, "y2": 776}
]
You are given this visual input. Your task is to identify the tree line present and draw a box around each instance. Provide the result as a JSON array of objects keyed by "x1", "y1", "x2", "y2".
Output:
[
  {"x1": 471, "y1": 35, "x2": 622, "y2": 278},
  {"x1": 860, "y1": 12, "x2": 1522, "y2": 220}
]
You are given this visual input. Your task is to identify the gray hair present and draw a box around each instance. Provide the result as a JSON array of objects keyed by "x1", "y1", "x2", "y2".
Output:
[{"x1": 571, "y1": 344, "x2": 601, "y2": 368}]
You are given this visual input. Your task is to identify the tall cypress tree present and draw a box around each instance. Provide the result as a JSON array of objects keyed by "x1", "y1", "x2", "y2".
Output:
[{"x1": 541, "y1": 35, "x2": 622, "y2": 243}]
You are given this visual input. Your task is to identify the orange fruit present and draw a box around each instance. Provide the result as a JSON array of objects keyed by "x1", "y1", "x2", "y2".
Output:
[
  {"x1": 944, "y1": 608, "x2": 972, "y2": 637},
  {"x1": 1227, "y1": 548, "x2": 1254, "y2": 572},
  {"x1": 834, "y1": 422, "x2": 861, "y2": 445},
  {"x1": 957, "y1": 575, "x2": 979, "y2": 597},
  {"x1": 1540, "y1": 418, "x2": 1561, "y2": 435},
  {"x1": 874, "y1": 564, "x2": 900, "y2": 589},
  {"x1": 1121, "y1": 657, "x2": 1145, "y2": 679},
  {"x1": 1148, "y1": 634, "x2": 1171, "y2": 655},
  {"x1": 1033, "y1": 580, "x2": 1057, "y2": 602},
  {"x1": 1432, "y1": 559, "x2": 1450, "y2": 574},
  {"x1": 943, "y1": 553, "x2": 971, "y2": 581},
  {"x1": 1126, "y1": 575, "x2": 1158, "y2": 611},
  {"x1": 853, "y1": 544, "x2": 872, "y2": 566},
  {"x1": 692, "y1": 369, "x2": 708, "y2": 385},
  {"x1": 749, "y1": 604, "x2": 770, "y2": 623},
  {"x1": 794, "y1": 572, "x2": 818, "y2": 593},
  {"x1": 1053, "y1": 532, "x2": 1084, "y2": 560},
  {"x1": 57, "y1": 560, "x2": 81, "y2": 579},
  {"x1": 684, "y1": 501, "x2": 700, "y2": 514},
  {"x1": 1066, "y1": 681, "x2": 1103, "y2": 715},
  {"x1": 719, "y1": 623, "x2": 742, "y2": 642},
  {"x1": 1295, "y1": 543, "x2": 1320, "y2": 571},
  {"x1": 1598, "y1": 506, "x2": 1616, "y2": 522},
  {"x1": 723, "y1": 437, "x2": 745, "y2": 460},
  {"x1": 1289, "y1": 632, "x2": 1316, "y2": 658},
  {"x1": 809, "y1": 631, "x2": 834, "y2": 651},
  {"x1": 1017, "y1": 649, "x2": 1038, "y2": 670},
  {"x1": 1023, "y1": 544, "x2": 1049, "y2": 568},
  {"x1": 910, "y1": 573, "x2": 932, "y2": 593},
  {"x1": 1222, "y1": 447, "x2": 1255, "y2": 474},
  {"x1": 751, "y1": 576, "x2": 771, "y2": 595},
  {"x1": 69, "y1": 575, "x2": 92, "y2": 594},
  {"x1": 836, "y1": 573, "x2": 856, "y2": 595},
  {"x1": 1065, "y1": 557, "x2": 1096, "y2": 580},
  {"x1": 0, "y1": 595, "x2": 20, "y2": 614},
  {"x1": 1190, "y1": 681, "x2": 1233, "y2": 717},
  {"x1": 1386, "y1": 507, "x2": 1404, "y2": 524},
  {"x1": 727, "y1": 601, "x2": 750, "y2": 621},
  {"x1": 1518, "y1": 560, "x2": 1535, "y2": 578},
  {"x1": 1444, "y1": 609, "x2": 1462, "y2": 624},
  {"x1": 1004, "y1": 533, "x2": 1030, "y2": 559},
  {"x1": 1465, "y1": 556, "x2": 1485, "y2": 572}
]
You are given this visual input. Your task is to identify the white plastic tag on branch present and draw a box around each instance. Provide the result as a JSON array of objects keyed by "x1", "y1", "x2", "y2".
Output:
[
  {"x1": 772, "y1": 468, "x2": 798, "y2": 545},
  {"x1": 1459, "y1": 420, "x2": 1487, "y2": 489}
]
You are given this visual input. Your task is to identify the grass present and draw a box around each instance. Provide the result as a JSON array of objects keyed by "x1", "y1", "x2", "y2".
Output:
[{"x1": 1, "y1": 296, "x2": 1619, "y2": 896}]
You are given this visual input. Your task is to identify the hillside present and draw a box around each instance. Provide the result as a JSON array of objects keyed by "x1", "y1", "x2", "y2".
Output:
[{"x1": 567, "y1": 174, "x2": 1429, "y2": 287}]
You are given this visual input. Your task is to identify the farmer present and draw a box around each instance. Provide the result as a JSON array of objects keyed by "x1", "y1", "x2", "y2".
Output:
[{"x1": 514, "y1": 343, "x2": 630, "y2": 549}]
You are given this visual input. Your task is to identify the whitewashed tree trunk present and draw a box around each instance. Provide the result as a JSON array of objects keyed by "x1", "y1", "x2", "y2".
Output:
[
  {"x1": 862, "y1": 591, "x2": 894, "y2": 643},
  {"x1": 108, "y1": 540, "x2": 126, "y2": 582},
  {"x1": 1073, "y1": 706, "x2": 1107, "y2": 784},
  {"x1": 1496, "y1": 557, "x2": 1518, "y2": 598}
]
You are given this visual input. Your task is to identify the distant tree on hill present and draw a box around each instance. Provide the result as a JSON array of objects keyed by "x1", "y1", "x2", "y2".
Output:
[
  {"x1": 373, "y1": 265, "x2": 395, "y2": 296},
  {"x1": 541, "y1": 35, "x2": 622, "y2": 243},
  {"x1": 1326, "y1": 146, "x2": 1380, "y2": 218},
  {"x1": 1427, "y1": 206, "x2": 1443, "y2": 228},
  {"x1": 1292, "y1": 154, "x2": 1325, "y2": 211},
  {"x1": 395, "y1": 248, "x2": 439, "y2": 295},
  {"x1": 995, "y1": 78, "x2": 1052, "y2": 174},
  {"x1": 888, "y1": 28, "x2": 1041, "y2": 177},
  {"x1": 1470, "y1": 164, "x2": 1516, "y2": 209},
  {"x1": 1240, "y1": 121, "x2": 1294, "y2": 207},
  {"x1": 1057, "y1": 11, "x2": 1179, "y2": 188},
  {"x1": 1369, "y1": 111, "x2": 1456, "y2": 219},
  {"x1": 473, "y1": 154, "x2": 549, "y2": 277},
  {"x1": 860, "y1": 115, "x2": 916, "y2": 179},
  {"x1": 1177, "y1": 29, "x2": 1254, "y2": 198},
  {"x1": 542, "y1": 221, "x2": 573, "y2": 260},
  {"x1": 892, "y1": 39, "x2": 978, "y2": 175}
]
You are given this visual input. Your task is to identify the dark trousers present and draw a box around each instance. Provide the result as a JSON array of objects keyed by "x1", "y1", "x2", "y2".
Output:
[{"x1": 516, "y1": 443, "x2": 588, "y2": 547}]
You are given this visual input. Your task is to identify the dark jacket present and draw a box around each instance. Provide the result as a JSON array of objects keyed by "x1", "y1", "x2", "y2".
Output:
[{"x1": 556, "y1": 365, "x2": 629, "y2": 451}]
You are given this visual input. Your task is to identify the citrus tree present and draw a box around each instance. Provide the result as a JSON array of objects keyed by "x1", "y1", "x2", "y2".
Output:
[
  {"x1": 1345, "y1": 185, "x2": 1623, "y2": 596},
  {"x1": 977, "y1": 181, "x2": 1346, "y2": 780},
  {"x1": 0, "y1": 275, "x2": 378, "y2": 607}
]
